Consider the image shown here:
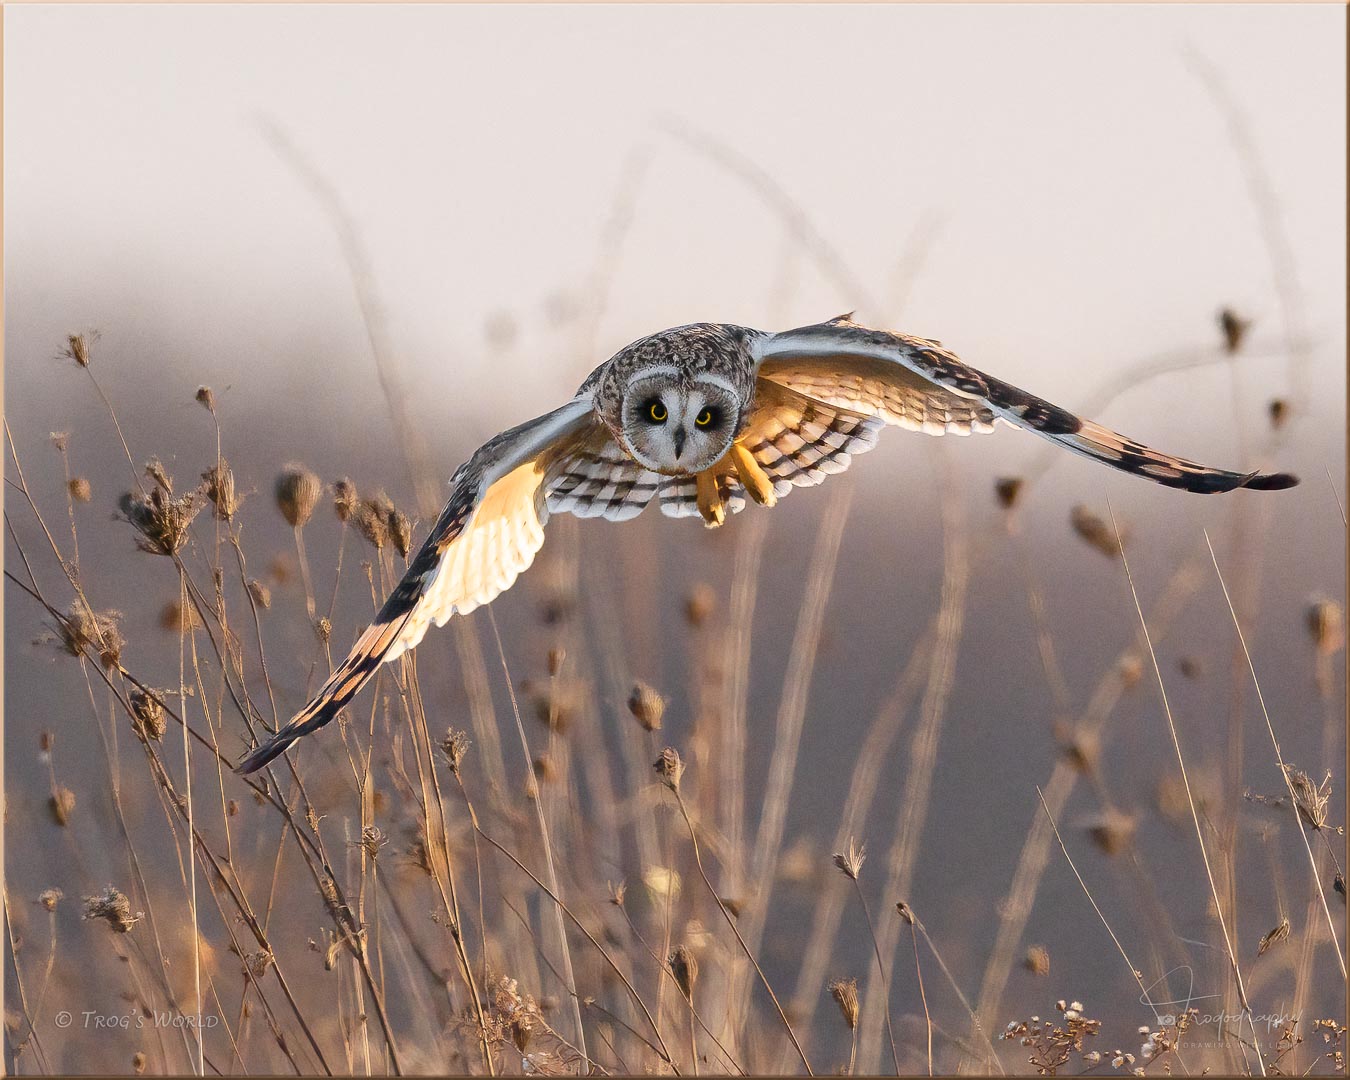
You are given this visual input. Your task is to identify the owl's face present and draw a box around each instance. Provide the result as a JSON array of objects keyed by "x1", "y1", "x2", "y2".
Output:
[{"x1": 619, "y1": 373, "x2": 741, "y2": 475}]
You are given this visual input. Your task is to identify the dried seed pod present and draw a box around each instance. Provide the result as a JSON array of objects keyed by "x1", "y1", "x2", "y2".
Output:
[
  {"x1": 995, "y1": 476, "x2": 1024, "y2": 510},
  {"x1": 201, "y1": 461, "x2": 238, "y2": 521},
  {"x1": 1024, "y1": 944, "x2": 1051, "y2": 976},
  {"x1": 1219, "y1": 307, "x2": 1251, "y2": 354},
  {"x1": 440, "y1": 729, "x2": 471, "y2": 776},
  {"x1": 57, "y1": 600, "x2": 125, "y2": 669},
  {"x1": 1307, "y1": 597, "x2": 1344, "y2": 656},
  {"x1": 332, "y1": 478, "x2": 359, "y2": 522},
  {"x1": 38, "y1": 888, "x2": 64, "y2": 912},
  {"x1": 684, "y1": 583, "x2": 717, "y2": 626},
  {"x1": 1257, "y1": 917, "x2": 1290, "y2": 956},
  {"x1": 48, "y1": 788, "x2": 76, "y2": 826},
  {"x1": 1070, "y1": 505, "x2": 1124, "y2": 559},
  {"x1": 120, "y1": 486, "x2": 204, "y2": 557},
  {"x1": 1085, "y1": 809, "x2": 1136, "y2": 856},
  {"x1": 653, "y1": 747, "x2": 684, "y2": 792},
  {"x1": 195, "y1": 386, "x2": 215, "y2": 412},
  {"x1": 352, "y1": 496, "x2": 392, "y2": 550},
  {"x1": 129, "y1": 689, "x2": 167, "y2": 742},
  {"x1": 247, "y1": 579, "x2": 272, "y2": 610},
  {"x1": 827, "y1": 977, "x2": 860, "y2": 1030},
  {"x1": 387, "y1": 506, "x2": 413, "y2": 558},
  {"x1": 668, "y1": 944, "x2": 699, "y2": 1002},
  {"x1": 832, "y1": 837, "x2": 865, "y2": 881},
  {"x1": 61, "y1": 333, "x2": 93, "y2": 368},
  {"x1": 68, "y1": 477, "x2": 92, "y2": 503},
  {"x1": 627, "y1": 681, "x2": 666, "y2": 731},
  {"x1": 1283, "y1": 765, "x2": 1331, "y2": 830},
  {"x1": 275, "y1": 463, "x2": 321, "y2": 528},
  {"x1": 1268, "y1": 399, "x2": 1289, "y2": 430},
  {"x1": 83, "y1": 885, "x2": 141, "y2": 933}
]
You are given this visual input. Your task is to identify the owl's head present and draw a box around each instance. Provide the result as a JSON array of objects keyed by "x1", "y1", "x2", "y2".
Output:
[{"x1": 618, "y1": 371, "x2": 741, "y2": 475}]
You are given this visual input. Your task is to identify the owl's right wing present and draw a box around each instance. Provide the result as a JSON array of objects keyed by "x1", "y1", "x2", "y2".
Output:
[
  {"x1": 237, "y1": 396, "x2": 640, "y2": 774},
  {"x1": 756, "y1": 315, "x2": 1298, "y2": 494}
]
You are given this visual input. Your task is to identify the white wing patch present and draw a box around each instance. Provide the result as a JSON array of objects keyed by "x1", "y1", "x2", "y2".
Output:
[{"x1": 401, "y1": 460, "x2": 548, "y2": 655}]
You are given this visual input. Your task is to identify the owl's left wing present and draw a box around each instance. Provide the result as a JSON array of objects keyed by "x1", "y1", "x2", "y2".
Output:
[{"x1": 756, "y1": 316, "x2": 1298, "y2": 494}]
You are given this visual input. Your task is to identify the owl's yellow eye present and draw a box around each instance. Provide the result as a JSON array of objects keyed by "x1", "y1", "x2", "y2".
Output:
[
  {"x1": 695, "y1": 408, "x2": 714, "y2": 427},
  {"x1": 648, "y1": 401, "x2": 668, "y2": 423}
]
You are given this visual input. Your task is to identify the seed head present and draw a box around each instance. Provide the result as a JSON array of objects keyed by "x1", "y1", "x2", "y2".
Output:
[
  {"x1": 275, "y1": 463, "x2": 322, "y2": 528},
  {"x1": 129, "y1": 689, "x2": 167, "y2": 743},
  {"x1": 387, "y1": 506, "x2": 413, "y2": 559},
  {"x1": 247, "y1": 579, "x2": 272, "y2": 610},
  {"x1": 1178, "y1": 655, "x2": 1204, "y2": 679},
  {"x1": 84, "y1": 885, "x2": 141, "y2": 933},
  {"x1": 332, "y1": 477, "x2": 359, "y2": 522},
  {"x1": 668, "y1": 945, "x2": 699, "y2": 1003},
  {"x1": 653, "y1": 747, "x2": 685, "y2": 792},
  {"x1": 68, "y1": 477, "x2": 92, "y2": 503},
  {"x1": 895, "y1": 901, "x2": 915, "y2": 925},
  {"x1": 1283, "y1": 765, "x2": 1332, "y2": 830},
  {"x1": 627, "y1": 681, "x2": 666, "y2": 731},
  {"x1": 1306, "y1": 597, "x2": 1344, "y2": 656},
  {"x1": 1024, "y1": 944, "x2": 1051, "y2": 976},
  {"x1": 354, "y1": 826, "x2": 387, "y2": 861},
  {"x1": 684, "y1": 583, "x2": 717, "y2": 626},
  {"x1": 39, "y1": 888, "x2": 64, "y2": 912},
  {"x1": 1219, "y1": 307, "x2": 1251, "y2": 353},
  {"x1": 827, "y1": 978, "x2": 860, "y2": 1030},
  {"x1": 832, "y1": 837, "x2": 866, "y2": 881},
  {"x1": 433, "y1": 729, "x2": 469, "y2": 778},
  {"x1": 120, "y1": 486, "x2": 204, "y2": 557},
  {"x1": 60, "y1": 332, "x2": 95, "y2": 368},
  {"x1": 995, "y1": 476, "x2": 1024, "y2": 510},
  {"x1": 608, "y1": 880, "x2": 627, "y2": 907},
  {"x1": 1070, "y1": 505, "x2": 1124, "y2": 559},
  {"x1": 1257, "y1": 916, "x2": 1290, "y2": 956},
  {"x1": 352, "y1": 494, "x2": 393, "y2": 550},
  {"x1": 57, "y1": 600, "x2": 124, "y2": 669},
  {"x1": 201, "y1": 461, "x2": 238, "y2": 521},
  {"x1": 1086, "y1": 809, "x2": 1136, "y2": 856},
  {"x1": 48, "y1": 788, "x2": 76, "y2": 826},
  {"x1": 195, "y1": 386, "x2": 215, "y2": 412}
]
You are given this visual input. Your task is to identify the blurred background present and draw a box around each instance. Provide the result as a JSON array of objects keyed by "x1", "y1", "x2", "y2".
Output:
[{"x1": 5, "y1": 4, "x2": 1346, "y2": 1075}]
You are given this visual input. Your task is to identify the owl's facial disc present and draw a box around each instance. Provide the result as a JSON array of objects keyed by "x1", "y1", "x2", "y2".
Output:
[{"x1": 620, "y1": 374, "x2": 740, "y2": 475}]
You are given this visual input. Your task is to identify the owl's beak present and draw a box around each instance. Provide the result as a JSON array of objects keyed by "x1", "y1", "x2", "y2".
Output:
[{"x1": 672, "y1": 428, "x2": 687, "y2": 460}]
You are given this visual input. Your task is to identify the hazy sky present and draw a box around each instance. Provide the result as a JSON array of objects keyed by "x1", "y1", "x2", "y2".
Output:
[{"x1": 6, "y1": 3, "x2": 1345, "y2": 445}]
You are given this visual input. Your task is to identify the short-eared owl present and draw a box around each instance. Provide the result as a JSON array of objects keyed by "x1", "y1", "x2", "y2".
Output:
[{"x1": 237, "y1": 315, "x2": 1296, "y2": 773}]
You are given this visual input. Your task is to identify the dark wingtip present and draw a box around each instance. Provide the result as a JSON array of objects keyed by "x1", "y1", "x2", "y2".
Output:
[
  {"x1": 234, "y1": 736, "x2": 289, "y2": 775},
  {"x1": 1243, "y1": 471, "x2": 1300, "y2": 491}
]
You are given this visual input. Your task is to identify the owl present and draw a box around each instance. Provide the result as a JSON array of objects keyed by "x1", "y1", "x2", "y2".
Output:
[{"x1": 237, "y1": 315, "x2": 1296, "y2": 773}]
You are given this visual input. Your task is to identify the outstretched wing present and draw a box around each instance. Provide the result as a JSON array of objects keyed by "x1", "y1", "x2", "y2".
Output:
[
  {"x1": 756, "y1": 316, "x2": 1298, "y2": 494},
  {"x1": 237, "y1": 398, "x2": 599, "y2": 774}
]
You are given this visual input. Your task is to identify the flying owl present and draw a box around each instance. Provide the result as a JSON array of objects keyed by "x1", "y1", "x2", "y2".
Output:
[{"x1": 236, "y1": 315, "x2": 1296, "y2": 773}]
